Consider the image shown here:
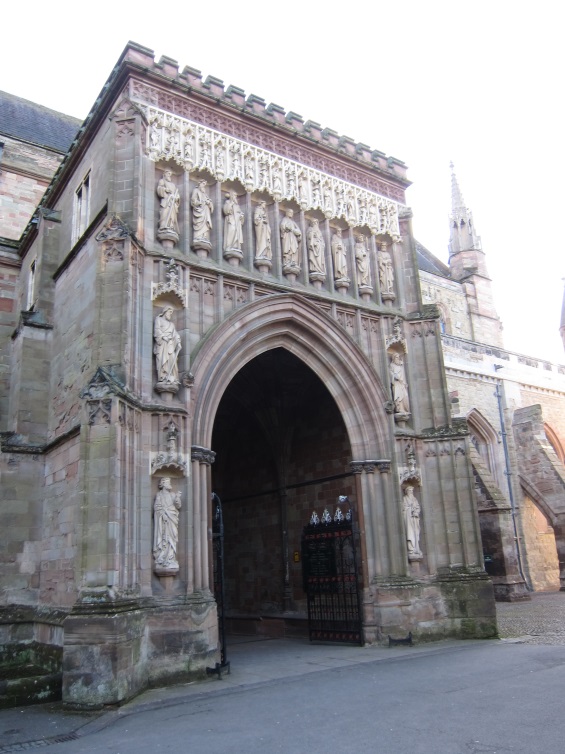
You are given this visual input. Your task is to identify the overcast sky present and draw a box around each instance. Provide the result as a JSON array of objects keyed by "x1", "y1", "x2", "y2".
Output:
[{"x1": 3, "y1": 0, "x2": 563, "y2": 362}]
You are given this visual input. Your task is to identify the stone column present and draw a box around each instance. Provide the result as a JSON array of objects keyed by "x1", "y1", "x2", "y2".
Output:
[{"x1": 191, "y1": 445, "x2": 216, "y2": 592}]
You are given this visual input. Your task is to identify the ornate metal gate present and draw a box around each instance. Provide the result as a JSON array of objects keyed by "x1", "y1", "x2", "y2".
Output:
[
  {"x1": 301, "y1": 499, "x2": 363, "y2": 645},
  {"x1": 207, "y1": 493, "x2": 230, "y2": 678}
]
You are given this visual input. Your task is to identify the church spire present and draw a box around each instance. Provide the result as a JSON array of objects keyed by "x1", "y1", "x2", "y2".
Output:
[
  {"x1": 449, "y1": 163, "x2": 481, "y2": 256},
  {"x1": 447, "y1": 164, "x2": 503, "y2": 347}
]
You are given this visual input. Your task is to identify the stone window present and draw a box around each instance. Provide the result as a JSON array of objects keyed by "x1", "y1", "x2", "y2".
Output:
[
  {"x1": 26, "y1": 258, "x2": 36, "y2": 311},
  {"x1": 73, "y1": 171, "x2": 91, "y2": 243}
]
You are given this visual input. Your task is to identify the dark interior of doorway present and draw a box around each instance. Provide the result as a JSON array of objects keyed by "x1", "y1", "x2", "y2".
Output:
[{"x1": 211, "y1": 347, "x2": 356, "y2": 638}]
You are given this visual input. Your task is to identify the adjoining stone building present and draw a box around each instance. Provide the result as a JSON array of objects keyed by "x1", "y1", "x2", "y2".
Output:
[
  {"x1": 0, "y1": 42, "x2": 512, "y2": 708},
  {"x1": 418, "y1": 167, "x2": 565, "y2": 600}
]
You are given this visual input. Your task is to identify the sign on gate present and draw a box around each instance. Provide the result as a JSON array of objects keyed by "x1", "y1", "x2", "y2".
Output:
[{"x1": 301, "y1": 500, "x2": 363, "y2": 645}]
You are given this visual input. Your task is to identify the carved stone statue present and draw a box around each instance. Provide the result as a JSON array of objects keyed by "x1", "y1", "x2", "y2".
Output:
[
  {"x1": 254, "y1": 201, "x2": 272, "y2": 269},
  {"x1": 191, "y1": 180, "x2": 214, "y2": 253},
  {"x1": 355, "y1": 234, "x2": 371, "y2": 288},
  {"x1": 307, "y1": 218, "x2": 326, "y2": 284},
  {"x1": 331, "y1": 228, "x2": 349, "y2": 282},
  {"x1": 378, "y1": 241, "x2": 395, "y2": 297},
  {"x1": 223, "y1": 191, "x2": 244, "y2": 262},
  {"x1": 154, "y1": 306, "x2": 181, "y2": 391},
  {"x1": 280, "y1": 209, "x2": 302, "y2": 276},
  {"x1": 153, "y1": 477, "x2": 182, "y2": 572},
  {"x1": 389, "y1": 352, "x2": 410, "y2": 414},
  {"x1": 156, "y1": 170, "x2": 180, "y2": 248},
  {"x1": 402, "y1": 485, "x2": 421, "y2": 557}
]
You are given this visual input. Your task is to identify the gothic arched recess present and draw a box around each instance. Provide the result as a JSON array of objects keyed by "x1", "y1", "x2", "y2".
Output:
[{"x1": 188, "y1": 294, "x2": 393, "y2": 632}]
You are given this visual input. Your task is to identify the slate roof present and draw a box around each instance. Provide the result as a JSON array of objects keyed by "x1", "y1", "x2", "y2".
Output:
[
  {"x1": 0, "y1": 91, "x2": 82, "y2": 153},
  {"x1": 415, "y1": 240, "x2": 451, "y2": 279}
]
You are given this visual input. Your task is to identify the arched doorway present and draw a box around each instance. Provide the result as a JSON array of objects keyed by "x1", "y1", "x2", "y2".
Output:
[
  {"x1": 211, "y1": 347, "x2": 355, "y2": 635},
  {"x1": 189, "y1": 294, "x2": 397, "y2": 642}
]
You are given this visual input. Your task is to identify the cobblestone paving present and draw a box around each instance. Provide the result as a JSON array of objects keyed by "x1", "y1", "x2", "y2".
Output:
[{"x1": 496, "y1": 590, "x2": 565, "y2": 645}]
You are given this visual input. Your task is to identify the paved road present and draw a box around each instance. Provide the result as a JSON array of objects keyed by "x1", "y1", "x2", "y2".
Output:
[
  {"x1": 2, "y1": 591, "x2": 565, "y2": 754},
  {"x1": 20, "y1": 641, "x2": 565, "y2": 754}
]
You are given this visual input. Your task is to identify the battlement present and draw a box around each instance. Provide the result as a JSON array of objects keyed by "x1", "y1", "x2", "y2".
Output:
[{"x1": 120, "y1": 42, "x2": 409, "y2": 186}]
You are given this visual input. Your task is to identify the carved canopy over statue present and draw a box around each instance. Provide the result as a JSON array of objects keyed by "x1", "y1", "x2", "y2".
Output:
[{"x1": 153, "y1": 477, "x2": 182, "y2": 572}]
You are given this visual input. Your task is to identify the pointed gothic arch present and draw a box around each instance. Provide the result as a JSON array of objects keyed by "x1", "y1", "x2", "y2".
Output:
[
  {"x1": 190, "y1": 293, "x2": 390, "y2": 458},
  {"x1": 467, "y1": 408, "x2": 501, "y2": 485},
  {"x1": 545, "y1": 423, "x2": 565, "y2": 464}
]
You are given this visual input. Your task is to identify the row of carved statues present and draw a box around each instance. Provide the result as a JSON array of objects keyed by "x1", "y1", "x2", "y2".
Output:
[{"x1": 156, "y1": 172, "x2": 396, "y2": 294}]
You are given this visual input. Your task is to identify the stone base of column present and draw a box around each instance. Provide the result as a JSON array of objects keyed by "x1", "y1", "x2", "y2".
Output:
[{"x1": 62, "y1": 596, "x2": 219, "y2": 709}]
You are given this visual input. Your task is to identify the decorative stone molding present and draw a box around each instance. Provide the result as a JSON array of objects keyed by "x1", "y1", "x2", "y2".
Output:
[
  {"x1": 191, "y1": 445, "x2": 216, "y2": 465},
  {"x1": 151, "y1": 421, "x2": 188, "y2": 475},
  {"x1": 96, "y1": 214, "x2": 130, "y2": 264},
  {"x1": 151, "y1": 259, "x2": 187, "y2": 307},
  {"x1": 138, "y1": 104, "x2": 401, "y2": 239},
  {"x1": 350, "y1": 459, "x2": 390, "y2": 474},
  {"x1": 385, "y1": 317, "x2": 407, "y2": 352},
  {"x1": 400, "y1": 449, "x2": 421, "y2": 485}
]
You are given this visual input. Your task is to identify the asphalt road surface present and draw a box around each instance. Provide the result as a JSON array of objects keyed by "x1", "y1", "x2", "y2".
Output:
[{"x1": 36, "y1": 640, "x2": 565, "y2": 754}]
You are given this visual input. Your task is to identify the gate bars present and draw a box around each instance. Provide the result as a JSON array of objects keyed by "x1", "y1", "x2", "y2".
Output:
[{"x1": 301, "y1": 499, "x2": 363, "y2": 645}]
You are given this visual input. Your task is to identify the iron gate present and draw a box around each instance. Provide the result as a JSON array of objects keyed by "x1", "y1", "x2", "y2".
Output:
[
  {"x1": 301, "y1": 501, "x2": 363, "y2": 645},
  {"x1": 207, "y1": 493, "x2": 230, "y2": 678}
]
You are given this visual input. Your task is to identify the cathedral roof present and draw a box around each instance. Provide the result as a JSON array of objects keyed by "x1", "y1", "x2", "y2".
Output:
[
  {"x1": 415, "y1": 240, "x2": 451, "y2": 279},
  {"x1": 0, "y1": 91, "x2": 81, "y2": 153}
]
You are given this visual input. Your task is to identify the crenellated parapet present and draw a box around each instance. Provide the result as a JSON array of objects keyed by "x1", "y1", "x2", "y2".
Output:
[{"x1": 120, "y1": 43, "x2": 408, "y2": 197}]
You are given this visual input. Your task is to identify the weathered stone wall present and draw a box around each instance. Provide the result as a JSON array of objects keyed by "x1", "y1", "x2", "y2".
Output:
[{"x1": 0, "y1": 136, "x2": 62, "y2": 241}]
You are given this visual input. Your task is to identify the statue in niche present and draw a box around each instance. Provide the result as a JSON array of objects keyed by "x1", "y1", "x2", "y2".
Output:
[
  {"x1": 331, "y1": 228, "x2": 348, "y2": 280},
  {"x1": 307, "y1": 219, "x2": 326, "y2": 276},
  {"x1": 402, "y1": 485, "x2": 421, "y2": 557},
  {"x1": 378, "y1": 241, "x2": 395, "y2": 294},
  {"x1": 355, "y1": 234, "x2": 371, "y2": 286},
  {"x1": 285, "y1": 165, "x2": 296, "y2": 198},
  {"x1": 368, "y1": 202, "x2": 378, "y2": 229},
  {"x1": 223, "y1": 191, "x2": 244, "y2": 254},
  {"x1": 272, "y1": 165, "x2": 282, "y2": 198},
  {"x1": 154, "y1": 305, "x2": 182, "y2": 386},
  {"x1": 156, "y1": 170, "x2": 180, "y2": 237},
  {"x1": 153, "y1": 477, "x2": 182, "y2": 571},
  {"x1": 280, "y1": 209, "x2": 302, "y2": 270},
  {"x1": 358, "y1": 195, "x2": 368, "y2": 225},
  {"x1": 215, "y1": 141, "x2": 226, "y2": 178},
  {"x1": 311, "y1": 175, "x2": 321, "y2": 207},
  {"x1": 389, "y1": 352, "x2": 410, "y2": 414},
  {"x1": 258, "y1": 154, "x2": 269, "y2": 188},
  {"x1": 254, "y1": 201, "x2": 272, "y2": 261},
  {"x1": 229, "y1": 141, "x2": 242, "y2": 181},
  {"x1": 191, "y1": 180, "x2": 214, "y2": 249},
  {"x1": 198, "y1": 131, "x2": 212, "y2": 169},
  {"x1": 335, "y1": 184, "x2": 346, "y2": 217},
  {"x1": 298, "y1": 174, "x2": 308, "y2": 207},
  {"x1": 323, "y1": 183, "x2": 333, "y2": 215},
  {"x1": 244, "y1": 153, "x2": 255, "y2": 185}
]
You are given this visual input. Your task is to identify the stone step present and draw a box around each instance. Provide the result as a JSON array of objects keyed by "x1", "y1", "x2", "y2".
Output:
[{"x1": 0, "y1": 664, "x2": 62, "y2": 709}]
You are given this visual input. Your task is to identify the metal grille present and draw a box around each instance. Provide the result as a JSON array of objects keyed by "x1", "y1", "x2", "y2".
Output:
[{"x1": 301, "y1": 503, "x2": 362, "y2": 645}]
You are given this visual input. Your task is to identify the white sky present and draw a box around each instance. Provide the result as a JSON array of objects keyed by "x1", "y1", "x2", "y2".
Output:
[{"x1": 3, "y1": 0, "x2": 563, "y2": 362}]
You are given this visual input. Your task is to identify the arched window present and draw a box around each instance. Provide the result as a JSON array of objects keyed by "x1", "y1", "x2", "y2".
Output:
[
  {"x1": 544, "y1": 424, "x2": 565, "y2": 464},
  {"x1": 467, "y1": 409, "x2": 501, "y2": 486}
]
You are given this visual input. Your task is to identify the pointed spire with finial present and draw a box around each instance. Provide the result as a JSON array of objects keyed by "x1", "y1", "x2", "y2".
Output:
[{"x1": 448, "y1": 163, "x2": 481, "y2": 256}]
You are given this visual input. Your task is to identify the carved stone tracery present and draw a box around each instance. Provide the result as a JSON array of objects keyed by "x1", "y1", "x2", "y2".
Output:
[{"x1": 137, "y1": 103, "x2": 401, "y2": 239}]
